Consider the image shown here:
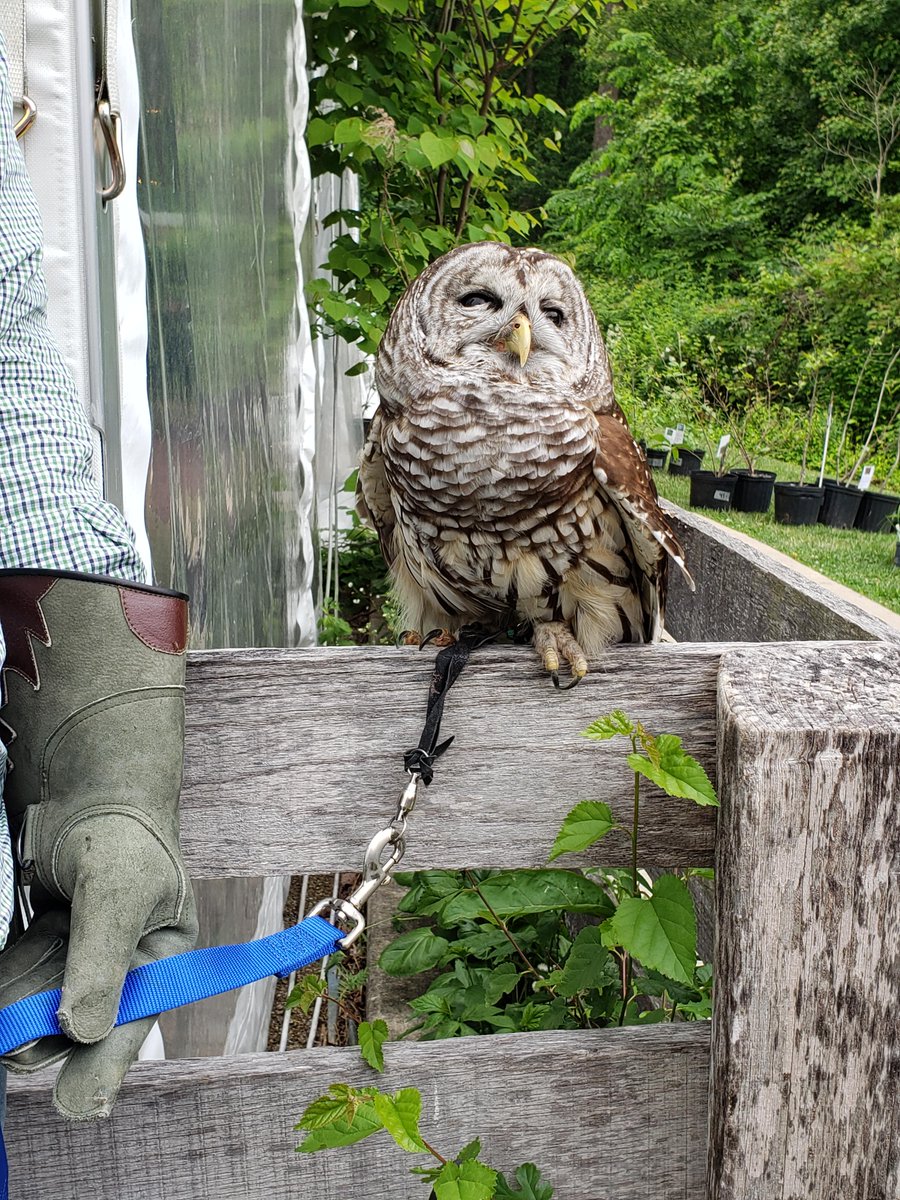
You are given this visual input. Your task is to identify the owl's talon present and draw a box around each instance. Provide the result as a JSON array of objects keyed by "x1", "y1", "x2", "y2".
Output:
[
  {"x1": 553, "y1": 670, "x2": 582, "y2": 691},
  {"x1": 421, "y1": 628, "x2": 457, "y2": 649},
  {"x1": 397, "y1": 630, "x2": 422, "y2": 647},
  {"x1": 534, "y1": 621, "x2": 589, "y2": 690}
]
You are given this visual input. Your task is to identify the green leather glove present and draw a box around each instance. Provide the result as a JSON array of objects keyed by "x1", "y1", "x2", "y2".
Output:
[{"x1": 0, "y1": 570, "x2": 198, "y2": 1119}]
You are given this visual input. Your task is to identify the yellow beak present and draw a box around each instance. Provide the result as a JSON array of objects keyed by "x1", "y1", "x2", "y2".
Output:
[{"x1": 504, "y1": 314, "x2": 532, "y2": 367}]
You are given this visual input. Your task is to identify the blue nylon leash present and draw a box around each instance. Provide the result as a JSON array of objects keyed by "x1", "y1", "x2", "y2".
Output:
[
  {"x1": 0, "y1": 913, "x2": 342, "y2": 1199},
  {"x1": 0, "y1": 913, "x2": 341, "y2": 1057}
]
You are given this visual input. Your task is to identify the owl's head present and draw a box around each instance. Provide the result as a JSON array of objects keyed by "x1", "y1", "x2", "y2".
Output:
[{"x1": 376, "y1": 242, "x2": 613, "y2": 406}]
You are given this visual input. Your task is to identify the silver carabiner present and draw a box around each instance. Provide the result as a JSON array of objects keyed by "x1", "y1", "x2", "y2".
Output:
[
  {"x1": 307, "y1": 773, "x2": 420, "y2": 949},
  {"x1": 308, "y1": 896, "x2": 366, "y2": 948}
]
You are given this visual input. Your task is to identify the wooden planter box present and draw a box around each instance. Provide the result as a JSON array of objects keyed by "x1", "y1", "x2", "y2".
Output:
[{"x1": 6, "y1": 635, "x2": 899, "y2": 1199}]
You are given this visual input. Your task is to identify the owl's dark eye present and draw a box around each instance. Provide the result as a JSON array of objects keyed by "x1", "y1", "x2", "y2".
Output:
[
  {"x1": 542, "y1": 305, "x2": 564, "y2": 326},
  {"x1": 459, "y1": 291, "x2": 501, "y2": 310}
]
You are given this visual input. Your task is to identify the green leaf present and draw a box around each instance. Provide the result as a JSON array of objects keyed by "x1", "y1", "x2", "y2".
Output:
[
  {"x1": 556, "y1": 927, "x2": 617, "y2": 997},
  {"x1": 418, "y1": 131, "x2": 458, "y2": 168},
  {"x1": 627, "y1": 734, "x2": 718, "y2": 806},
  {"x1": 433, "y1": 1159, "x2": 498, "y2": 1200},
  {"x1": 371, "y1": 1089, "x2": 427, "y2": 1153},
  {"x1": 456, "y1": 137, "x2": 478, "y2": 169},
  {"x1": 358, "y1": 1019, "x2": 388, "y2": 1073},
  {"x1": 306, "y1": 116, "x2": 334, "y2": 148},
  {"x1": 495, "y1": 1162, "x2": 555, "y2": 1199},
  {"x1": 295, "y1": 1094, "x2": 351, "y2": 1131},
  {"x1": 379, "y1": 927, "x2": 451, "y2": 976},
  {"x1": 367, "y1": 278, "x2": 391, "y2": 305},
  {"x1": 296, "y1": 1088, "x2": 382, "y2": 1151},
  {"x1": 456, "y1": 1138, "x2": 483, "y2": 1163},
  {"x1": 581, "y1": 710, "x2": 634, "y2": 740},
  {"x1": 443, "y1": 870, "x2": 614, "y2": 924},
  {"x1": 484, "y1": 962, "x2": 520, "y2": 1004},
  {"x1": 603, "y1": 875, "x2": 697, "y2": 986},
  {"x1": 332, "y1": 117, "x2": 365, "y2": 145},
  {"x1": 344, "y1": 361, "x2": 369, "y2": 377},
  {"x1": 284, "y1": 974, "x2": 327, "y2": 1014},
  {"x1": 453, "y1": 925, "x2": 518, "y2": 961},
  {"x1": 548, "y1": 801, "x2": 619, "y2": 861},
  {"x1": 334, "y1": 81, "x2": 363, "y2": 107}
]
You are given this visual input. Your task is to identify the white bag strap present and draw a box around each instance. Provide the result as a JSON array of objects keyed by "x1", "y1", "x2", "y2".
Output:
[{"x1": 0, "y1": 0, "x2": 35, "y2": 136}]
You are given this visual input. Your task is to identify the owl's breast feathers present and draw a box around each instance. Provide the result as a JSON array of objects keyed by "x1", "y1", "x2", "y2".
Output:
[
  {"x1": 381, "y1": 387, "x2": 596, "y2": 524},
  {"x1": 357, "y1": 390, "x2": 692, "y2": 648}
]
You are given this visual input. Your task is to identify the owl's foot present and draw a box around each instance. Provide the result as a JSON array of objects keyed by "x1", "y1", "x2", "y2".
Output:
[
  {"x1": 395, "y1": 629, "x2": 458, "y2": 648},
  {"x1": 533, "y1": 622, "x2": 588, "y2": 691},
  {"x1": 421, "y1": 628, "x2": 457, "y2": 648}
]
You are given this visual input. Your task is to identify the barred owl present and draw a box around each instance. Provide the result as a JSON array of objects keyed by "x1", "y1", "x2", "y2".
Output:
[{"x1": 357, "y1": 242, "x2": 693, "y2": 686}]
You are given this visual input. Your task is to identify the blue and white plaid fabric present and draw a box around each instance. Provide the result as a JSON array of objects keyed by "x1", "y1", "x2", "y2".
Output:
[{"x1": 0, "y1": 37, "x2": 147, "y2": 946}]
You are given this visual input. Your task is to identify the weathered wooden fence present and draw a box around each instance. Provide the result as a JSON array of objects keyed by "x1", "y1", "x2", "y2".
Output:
[
  {"x1": 5, "y1": 637, "x2": 898, "y2": 1199},
  {"x1": 664, "y1": 503, "x2": 900, "y2": 644}
]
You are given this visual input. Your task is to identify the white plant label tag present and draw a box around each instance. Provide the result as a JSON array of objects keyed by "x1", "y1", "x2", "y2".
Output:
[
  {"x1": 716, "y1": 434, "x2": 731, "y2": 459},
  {"x1": 665, "y1": 427, "x2": 684, "y2": 445},
  {"x1": 713, "y1": 490, "x2": 731, "y2": 502},
  {"x1": 858, "y1": 465, "x2": 875, "y2": 491}
]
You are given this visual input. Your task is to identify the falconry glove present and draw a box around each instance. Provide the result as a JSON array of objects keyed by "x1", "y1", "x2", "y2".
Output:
[{"x1": 0, "y1": 570, "x2": 198, "y2": 1119}]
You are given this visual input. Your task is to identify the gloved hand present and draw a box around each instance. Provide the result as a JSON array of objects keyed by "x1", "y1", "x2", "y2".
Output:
[{"x1": 0, "y1": 570, "x2": 198, "y2": 1119}]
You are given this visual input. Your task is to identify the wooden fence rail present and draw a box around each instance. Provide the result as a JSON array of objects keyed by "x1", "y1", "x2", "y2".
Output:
[{"x1": 6, "y1": 639, "x2": 899, "y2": 1199}]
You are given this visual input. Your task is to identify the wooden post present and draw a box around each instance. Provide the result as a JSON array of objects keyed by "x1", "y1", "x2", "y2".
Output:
[{"x1": 710, "y1": 643, "x2": 900, "y2": 1199}]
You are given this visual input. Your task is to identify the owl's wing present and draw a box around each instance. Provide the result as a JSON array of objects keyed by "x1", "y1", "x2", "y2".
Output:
[
  {"x1": 356, "y1": 409, "x2": 397, "y2": 567},
  {"x1": 592, "y1": 404, "x2": 695, "y2": 641}
]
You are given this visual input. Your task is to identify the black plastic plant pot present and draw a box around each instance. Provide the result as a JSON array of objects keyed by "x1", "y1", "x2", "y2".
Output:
[
  {"x1": 689, "y1": 470, "x2": 738, "y2": 511},
  {"x1": 645, "y1": 447, "x2": 669, "y2": 470},
  {"x1": 667, "y1": 448, "x2": 705, "y2": 476},
  {"x1": 773, "y1": 482, "x2": 823, "y2": 526},
  {"x1": 895, "y1": 541, "x2": 900, "y2": 568},
  {"x1": 732, "y1": 469, "x2": 777, "y2": 514},
  {"x1": 819, "y1": 481, "x2": 863, "y2": 529},
  {"x1": 854, "y1": 490, "x2": 900, "y2": 534}
]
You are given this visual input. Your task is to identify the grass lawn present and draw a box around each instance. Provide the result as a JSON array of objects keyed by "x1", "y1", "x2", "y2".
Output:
[{"x1": 653, "y1": 455, "x2": 900, "y2": 616}]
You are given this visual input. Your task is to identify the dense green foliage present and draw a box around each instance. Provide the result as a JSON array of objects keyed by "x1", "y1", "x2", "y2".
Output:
[
  {"x1": 378, "y1": 716, "x2": 716, "y2": 1037},
  {"x1": 305, "y1": 0, "x2": 610, "y2": 355},
  {"x1": 547, "y1": 0, "x2": 900, "y2": 486}
]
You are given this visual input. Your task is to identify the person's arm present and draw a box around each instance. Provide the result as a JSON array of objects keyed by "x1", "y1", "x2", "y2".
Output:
[{"x1": 0, "y1": 35, "x2": 197, "y2": 1121}]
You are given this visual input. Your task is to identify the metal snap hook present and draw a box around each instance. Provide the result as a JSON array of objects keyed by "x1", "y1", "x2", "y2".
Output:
[
  {"x1": 14, "y1": 97, "x2": 36, "y2": 139},
  {"x1": 96, "y1": 97, "x2": 125, "y2": 204}
]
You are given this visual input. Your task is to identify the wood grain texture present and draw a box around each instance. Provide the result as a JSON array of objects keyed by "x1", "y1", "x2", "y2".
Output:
[
  {"x1": 7, "y1": 1025, "x2": 710, "y2": 1200},
  {"x1": 663, "y1": 503, "x2": 900, "y2": 645},
  {"x1": 180, "y1": 642, "x2": 726, "y2": 874},
  {"x1": 710, "y1": 642, "x2": 900, "y2": 1200}
]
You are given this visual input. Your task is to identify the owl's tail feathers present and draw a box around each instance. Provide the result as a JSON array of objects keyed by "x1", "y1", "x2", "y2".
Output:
[
  {"x1": 650, "y1": 528, "x2": 696, "y2": 592},
  {"x1": 533, "y1": 621, "x2": 588, "y2": 690}
]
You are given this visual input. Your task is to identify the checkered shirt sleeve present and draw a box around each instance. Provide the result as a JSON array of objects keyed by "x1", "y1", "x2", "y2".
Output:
[{"x1": 0, "y1": 36, "x2": 148, "y2": 946}]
